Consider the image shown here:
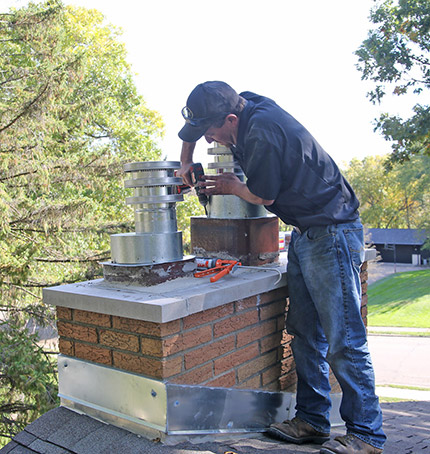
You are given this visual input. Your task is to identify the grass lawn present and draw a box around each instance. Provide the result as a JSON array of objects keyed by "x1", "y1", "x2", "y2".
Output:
[{"x1": 367, "y1": 269, "x2": 430, "y2": 328}]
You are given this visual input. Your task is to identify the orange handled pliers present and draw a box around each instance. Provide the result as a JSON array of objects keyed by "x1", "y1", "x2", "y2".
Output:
[{"x1": 194, "y1": 260, "x2": 241, "y2": 283}]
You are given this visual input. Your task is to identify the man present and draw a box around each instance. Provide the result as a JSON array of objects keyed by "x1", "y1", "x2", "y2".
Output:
[{"x1": 177, "y1": 81, "x2": 386, "y2": 454}]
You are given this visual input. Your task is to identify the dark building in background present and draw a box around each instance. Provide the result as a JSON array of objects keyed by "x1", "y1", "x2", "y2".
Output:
[{"x1": 366, "y1": 228, "x2": 429, "y2": 265}]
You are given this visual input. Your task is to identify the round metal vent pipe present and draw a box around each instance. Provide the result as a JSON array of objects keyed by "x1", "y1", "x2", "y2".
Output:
[
  {"x1": 206, "y1": 144, "x2": 267, "y2": 219},
  {"x1": 110, "y1": 161, "x2": 184, "y2": 265}
]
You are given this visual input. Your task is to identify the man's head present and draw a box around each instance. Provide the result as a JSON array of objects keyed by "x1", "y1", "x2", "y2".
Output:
[{"x1": 178, "y1": 81, "x2": 243, "y2": 144}]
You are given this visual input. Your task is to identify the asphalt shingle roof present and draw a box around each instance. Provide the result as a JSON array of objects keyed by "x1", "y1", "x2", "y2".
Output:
[
  {"x1": 2, "y1": 402, "x2": 430, "y2": 454},
  {"x1": 367, "y1": 228, "x2": 428, "y2": 246}
]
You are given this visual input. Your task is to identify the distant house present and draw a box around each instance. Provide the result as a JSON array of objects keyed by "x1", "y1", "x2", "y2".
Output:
[{"x1": 366, "y1": 228, "x2": 429, "y2": 264}]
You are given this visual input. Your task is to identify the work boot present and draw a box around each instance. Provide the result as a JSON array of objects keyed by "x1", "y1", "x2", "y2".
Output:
[
  {"x1": 320, "y1": 434, "x2": 383, "y2": 453},
  {"x1": 266, "y1": 416, "x2": 330, "y2": 444}
]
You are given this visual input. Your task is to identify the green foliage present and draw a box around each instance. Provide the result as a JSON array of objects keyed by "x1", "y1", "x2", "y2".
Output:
[
  {"x1": 345, "y1": 154, "x2": 430, "y2": 229},
  {"x1": 367, "y1": 270, "x2": 430, "y2": 327},
  {"x1": 0, "y1": 0, "x2": 163, "y2": 442},
  {"x1": 355, "y1": 0, "x2": 430, "y2": 165},
  {"x1": 0, "y1": 316, "x2": 58, "y2": 440}
]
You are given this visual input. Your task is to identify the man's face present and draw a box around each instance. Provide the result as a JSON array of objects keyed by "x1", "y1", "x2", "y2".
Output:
[{"x1": 204, "y1": 115, "x2": 238, "y2": 147}]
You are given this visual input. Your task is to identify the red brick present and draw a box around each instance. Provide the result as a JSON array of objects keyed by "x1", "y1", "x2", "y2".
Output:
[
  {"x1": 75, "y1": 342, "x2": 112, "y2": 365},
  {"x1": 361, "y1": 282, "x2": 368, "y2": 294},
  {"x1": 163, "y1": 356, "x2": 184, "y2": 377},
  {"x1": 280, "y1": 369, "x2": 297, "y2": 391},
  {"x1": 282, "y1": 342, "x2": 293, "y2": 359},
  {"x1": 361, "y1": 270, "x2": 368, "y2": 283},
  {"x1": 163, "y1": 325, "x2": 213, "y2": 356},
  {"x1": 237, "y1": 351, "x2": 277, "y2": 382},
  {"x1": 259, "y1": 287, "x2": 288, "y2": 305},
  {"x1": 361, "y1": 294, "x2": 368, "y2": 307},
  {"x1": 57, "y1": 307, "x2": 72, "y2": 320},
  {"x1": 74, "y1": 310, "x2": 111, "y2": 327},
  {"x1": 141, "y1": 337, "x2": 163, "y2": 357},
  {"x1": 281, "y1": 355, "x2": 295, "y2": 374},
  {"x1": 264, "y1": 381, "x2": 281, "y2": 391},
  {"x1": 58, "y1": 338, "x2": 74, "y2": 356},
  {"x1": 236, "y1": 319, "x2": 276, "y2": 348},
  {"x1": 235, "y1": 296, "x2": 258, "y2": 312},
  {"x1": 113, "y1": 351, "x2": 159, "y2": 376},
  {"x1": 57, "y1": 321, "x2": 97, "y2": 343},
  {"x1": 281, "y1": 330, "x2": 294, "y2": 344},
  {"x1": 206, "y1": 370, "x2": 236, "y2": 388},
  {"x1": 185, "y1": 336, "x2": 235, "y2": 369},
  {"x1": 262, "y1": 363, "x2": 281, "y2": 386},
  {"x1": 99, "y1": 330, "x2": 139, "y2": 352},
  {"x1": 214, "y1": 310, "x2": 259, "y2": 338},
  {"x1": 260, "y1": 331, "x2": 282, "y2": 354},
  {"x1": 214, "y1": 343, "x2": 259, "y2": 375},
  {"x1": 170, "y1": 363, "x2": 213, "y2": 385},
  {"x1": 361, "y1": 261, "x2": 368, "y2": 272},
  {"x1": 237, "y1": 374, "x2": 261, "y2": 389},
  {"x1": 183, "y1": 303, "x2": 234, "y2": 330},
  {"x1": 112, "y1": 316, "x2": 181, "y2": 337},
  {"x1": 260, "y1": 300, "x2": 287, "y2": 321},
  {"x1": 113, "y1": 351, "x2": 182, "y2": 379}
]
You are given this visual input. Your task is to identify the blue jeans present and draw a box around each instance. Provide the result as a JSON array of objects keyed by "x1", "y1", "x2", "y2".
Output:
[{"x1": 286, "y1": 221, "x2": 386, "y2": 449}]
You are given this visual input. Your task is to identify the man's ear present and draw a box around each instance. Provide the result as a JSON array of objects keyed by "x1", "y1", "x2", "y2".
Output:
[{"x1": 226, "y1": 114, "x2": 239, "y2": 126}]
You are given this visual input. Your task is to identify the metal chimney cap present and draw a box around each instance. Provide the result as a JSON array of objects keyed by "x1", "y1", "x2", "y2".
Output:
[{"x1": 123, "y1": 161, "x2": 181, "y2": 172}]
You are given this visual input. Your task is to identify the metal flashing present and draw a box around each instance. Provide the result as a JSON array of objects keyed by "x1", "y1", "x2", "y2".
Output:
[{"x1": 57, "y1": 357, "x2": 343, "y2": 438}]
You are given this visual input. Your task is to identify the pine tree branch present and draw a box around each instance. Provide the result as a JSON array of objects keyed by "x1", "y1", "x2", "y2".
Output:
[
  {"x1": 0, "y1": 403, "x2": 35, "y2": 414},
  {"x1": 0, "y1": 82, "x2": 50, "y2": 134},
  {"x1": 10, "y1": 223, "x2": 131, "y2": 234},
  {"x1": 2, "y1": 284, "x2": 41, "y2": 300}
]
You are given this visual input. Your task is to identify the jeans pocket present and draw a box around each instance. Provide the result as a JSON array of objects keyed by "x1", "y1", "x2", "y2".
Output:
[
  {"x1": 344, "y1": 228, "x2": 365, "y2": 268},
  {"x1": 306, "y1": 225, "x2": 332, "y2": 241}
]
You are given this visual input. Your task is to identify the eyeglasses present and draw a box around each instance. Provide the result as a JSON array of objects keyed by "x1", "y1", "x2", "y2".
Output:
[{"x1": 181, "y1": 106, "x2": 228, "y2": 127}]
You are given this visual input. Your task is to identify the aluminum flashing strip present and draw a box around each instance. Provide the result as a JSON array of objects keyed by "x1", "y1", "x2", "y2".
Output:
[
  {"x1": 57, "y1": 357, "x2": 343, "y2": 437},
  {"x1": 166, "y1": 384, "x2": 291, "y2": 434},
  {"x1": 58, "y1": 356, "x2": 167, "y2": 431}
]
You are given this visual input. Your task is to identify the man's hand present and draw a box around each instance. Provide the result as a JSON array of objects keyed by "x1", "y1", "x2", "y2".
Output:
[
  {"x1": 177, "y1": 162, "x2": 194, "y2": 186},
  {"x1": 199, "y1": 173, "x2": 241, "y2": 196},
  {"x1": 200, "y1": 173, "x2": 274, "y2": 206},
  {"x1": 178, "y1": 141, "x2": 197, "y2": 186}
]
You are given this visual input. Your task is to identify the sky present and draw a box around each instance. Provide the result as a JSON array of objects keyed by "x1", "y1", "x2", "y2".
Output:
[{"x1": 2, "y1": 0, "x2": 416, "y2": 168}]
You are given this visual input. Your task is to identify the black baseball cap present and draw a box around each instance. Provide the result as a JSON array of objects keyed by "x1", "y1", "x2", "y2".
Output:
[{"x1": 178, "y1": 81, "x2": 240, "y2": 142}]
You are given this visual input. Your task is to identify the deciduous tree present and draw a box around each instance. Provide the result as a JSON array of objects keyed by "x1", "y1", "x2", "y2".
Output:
[
  {"x1": 344, "y1": 154, "x2": 430, "y2": 229},
  {"x1": 356, "y1": 0, "x2": 430, "y2": 166}
]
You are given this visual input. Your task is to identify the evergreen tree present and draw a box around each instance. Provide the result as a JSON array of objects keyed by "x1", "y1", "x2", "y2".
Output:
[{"x1": 0, "y1": 1, "x2": 163, "y2": 442}]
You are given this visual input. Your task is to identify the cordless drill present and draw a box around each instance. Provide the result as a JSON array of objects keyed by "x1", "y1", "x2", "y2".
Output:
[
  {"x1": 189, "y1": 163, "x2": 208, "y2": 215},
  {"x1": 176, "y1": 163, "x2": 208, "y2": 215}
]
